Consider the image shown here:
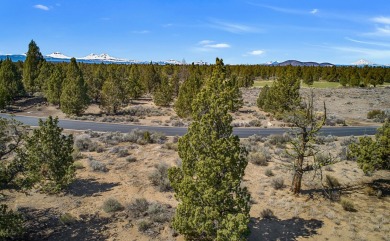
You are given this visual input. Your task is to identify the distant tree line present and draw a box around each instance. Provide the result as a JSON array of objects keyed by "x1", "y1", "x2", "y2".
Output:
[{"x1": 1, "y1": 40, "x2": 390, "y2": 115}]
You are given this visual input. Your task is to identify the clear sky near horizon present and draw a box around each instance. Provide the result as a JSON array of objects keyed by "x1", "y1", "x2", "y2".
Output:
[{"x1": 1, "y1": 0, "x2": 390, "y2": 65}]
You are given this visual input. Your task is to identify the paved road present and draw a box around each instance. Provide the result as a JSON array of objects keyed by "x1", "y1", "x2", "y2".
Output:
[{"x1": 0, "y1": 114, "x2": 378, "y2": 138}]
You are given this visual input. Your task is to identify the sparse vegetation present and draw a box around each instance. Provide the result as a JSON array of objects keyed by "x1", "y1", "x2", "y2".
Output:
[
  {"x1": 149, "y1": 163, "x2": 171, "y2": 192},
  {"x1": 340, "y1": 198, "x2": 355, "y2": 212},
  {"x1": 102, "y1": 198, "x2": 123, "y2": 213},
  {"x1": 260, "y1": 208, "x2": 276, "y2": 219},
  {"x1": 271, "y1": 177, "x2": 284, "y2": 190}
]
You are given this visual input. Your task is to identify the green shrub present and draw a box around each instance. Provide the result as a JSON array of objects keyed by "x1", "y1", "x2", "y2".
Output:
[
  {"x1": 0, "y1": 205, "x2": 24, "y2": 239},
  {"x1": 367, "y1": 109, "x2": 385, "y2": 119},
  {"x1": 102, "y1": 198, "x2": 123, "y2": 213}
]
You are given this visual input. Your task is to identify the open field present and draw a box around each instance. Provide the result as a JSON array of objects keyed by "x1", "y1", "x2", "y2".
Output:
[
  {"x1": 254, "y1": 80, "x2": 390, "y2": 88},
  {"x1": 4, "y1": 130, "x2": 389, "y2": 240}
]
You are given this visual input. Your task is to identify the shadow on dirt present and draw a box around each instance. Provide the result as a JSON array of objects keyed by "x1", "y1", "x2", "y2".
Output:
[
  {"x1": 18, "y1": 207, "x2": 110, "y2": 241},
  {"x1": 248, "y1": 217, "x2": 323, "y2": 241},
  {"x1": 68, "y1": 178, "x2": 120, "y2": 197}
]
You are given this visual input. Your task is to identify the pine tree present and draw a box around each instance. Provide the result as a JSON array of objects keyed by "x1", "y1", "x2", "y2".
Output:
[
  {"x1": 23, "y1": 40, "x2": 45, "y2": 93},
  {"x1": 168, "y1": 58, "x2": 250, "y2": 240},
  {"x1": 0, "y1": 58, "x2": 23, "y2": 109},
  {"x1": 20, "y1": 116, "x2": 74, "y2": 193},
  {"x1": 60, "y1": 58, "x2": 90, "y2": 116},
  {"x1": 45, "y1": 65, "x2": 65, "y2": 106}
]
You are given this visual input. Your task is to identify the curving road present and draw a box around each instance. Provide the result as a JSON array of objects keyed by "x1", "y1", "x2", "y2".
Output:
[{"x1": 0, "y1": 114, "x2": 378, "y2": 138}]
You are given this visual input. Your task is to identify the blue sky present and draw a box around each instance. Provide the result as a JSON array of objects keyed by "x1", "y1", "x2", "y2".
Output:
[{"x1": 1, "y1": 0, "x2": 390, "y2": 64}]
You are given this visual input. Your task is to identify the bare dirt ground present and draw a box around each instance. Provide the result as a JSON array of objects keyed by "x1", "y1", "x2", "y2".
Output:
[
  {"x1": 4, "y1": 132, "x2": 389, "y2": 241},
  {"x1": 10, "y1": 87, "x2": 390, "y2": 128}
]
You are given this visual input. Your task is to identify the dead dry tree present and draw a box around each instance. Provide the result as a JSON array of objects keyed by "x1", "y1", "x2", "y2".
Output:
[{"x1": 286, "y1": 90, "x2": 330, "y2": 195}]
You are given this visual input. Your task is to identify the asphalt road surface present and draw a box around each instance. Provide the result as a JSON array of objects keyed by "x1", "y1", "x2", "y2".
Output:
[{"x1": 0, "y1": 114, "x2": 378, "y2": 138}]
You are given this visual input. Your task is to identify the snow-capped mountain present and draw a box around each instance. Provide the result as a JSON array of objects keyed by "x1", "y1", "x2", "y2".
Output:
[
  {"x1": 80, "y1": 53, "x2": 128, "y2": 62},
  {"x1": 352, "y1": 59, "x2": 374, "y2": 66},
  {"x1": 265, "y1": 61, "x2": 280, "y2": 65},
  {"x1": 46, "y1": 52, "x2": 71, "y2": 59},
  {"x1": 165, "y1": 59, "x2": 183, "y2": 65}
]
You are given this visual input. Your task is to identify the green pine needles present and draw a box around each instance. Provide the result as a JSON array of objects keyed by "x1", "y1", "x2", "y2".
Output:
[{"x1": 168, "y1": 58, "x2": 250, "y2": 241}]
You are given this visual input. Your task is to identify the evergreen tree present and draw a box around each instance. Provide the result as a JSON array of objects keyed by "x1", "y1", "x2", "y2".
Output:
[
  {"x1": 153, "y1": 75, "x2": 173, "y2": 107},
  {"x1": 19, "y1": 116, "x2": 74, "y2": 192},
  {"x1": 174, "y1": 66, "x2": 202, "y2": 118},
  {"x1": 23, "y1": 40, "x2": 45, "y2": 93},
  {"x1": 168, "y1": 58, "x2": 250, "y2": 240},
  {"x1": 60, "y1": 58, "x2": 90, "y2": 116},
  {"x1": 36, "y1": 61, "x2": 53, "y2": 91},
  {"x1": 45, "y1": 65, "x2": 65, "y2": 106},
  {"x1": 257, "y1": 71, "x2": 300, "y2": 114},
  {"x1": 349, "y1": 120, "x2": 390, "y2": 174},
  {"x1": 0, "y1": 58, "x2": 23, "y2": 109},
  {"x1": 127, "y1": 65, "x2": 144, "y2": 101},
  {"x1": 101, "y1": 75, "x2": 122, "y2": 114}
]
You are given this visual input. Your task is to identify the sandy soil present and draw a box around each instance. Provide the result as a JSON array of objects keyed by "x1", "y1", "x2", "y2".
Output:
[
  {"x1": 3, "y1": 87, "x2": 390, "y2": 240},
  {"x1": 4, "y1": 131, "x2": 390, "y2": 241}
]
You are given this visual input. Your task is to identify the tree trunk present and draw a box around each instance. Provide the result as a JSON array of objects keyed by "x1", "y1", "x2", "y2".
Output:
[{"x1": 292, "y1": 169, "x2": 303, "y2": 194}]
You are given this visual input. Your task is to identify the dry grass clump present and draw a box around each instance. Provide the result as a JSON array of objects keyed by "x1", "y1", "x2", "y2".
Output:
[
  {"x1": 271, "y1": 177, "x2": 284, "y2": 190},
  {"x1": 340, "y1": 198, "x2": 355, "y2": 212},
  {"x1": 102, "y1": 198, "x2": 124, "y2": 213},
  {"x1": 149, "y1": 163, "x2": 171, "y2": 192}
]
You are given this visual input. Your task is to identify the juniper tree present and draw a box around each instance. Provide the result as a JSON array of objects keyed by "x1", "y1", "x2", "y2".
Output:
[
  {"x1": 257, "y1": 71, "x2": 300, "y2": 114},
  {"x1": 19, "y1": 116, "x2": 75, "y2": 193},
  {"x1": 153, "y1": 75, "x2": 173, "y2": 107},
  {"x1": 60, "y1": 58, "x2": 90, "y2": 116},
  {"x1": 174, "y1": 65, "x2": 202, "y2": 118},
  {"x1": 126, "y1": 65, "x2": 144, "y2": 101},
  {"x1": 348, "y1": 120, "x2": 390, "y2": 174},
  {"x1": 101, "y1": 75, "x2": 123, "y2": 114},
  {"x1": 168, "y1": 58, "x2": 250, "y2": 240},
  {"x1": 23, "y1": 40, "x2": 45, "y2": 93},
  {"x1": 286, "y1": 91, "x2": 327, "y2": 194},
  {"x1": 0, "y1": 58, "x2": 23, "y2": 109},
  {"x1": 45, "y1": 65, "x2": 65, "y2": 106}
]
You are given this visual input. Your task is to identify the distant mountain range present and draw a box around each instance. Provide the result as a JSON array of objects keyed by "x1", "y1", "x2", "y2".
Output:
[
  {"x1": 0, "y1": 52, "x2": 188, "y2": 65},
  {"x1": 0, "y1": 53, "x2": 387, "y2": 66},
  {"x1": 265, "y1": 60, "x2": 334, "y2": 67}
]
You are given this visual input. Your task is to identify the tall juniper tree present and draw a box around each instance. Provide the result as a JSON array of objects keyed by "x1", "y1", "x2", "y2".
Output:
[
  {"x1": 60, "y1": 58, "x2": 89, "y2": 116},
  {"x1": 23, "y1": 40, "x2": 45, "y2": 93},
  {"x1": 168, "y1": 58, "x2": 250, "y2": 240}
]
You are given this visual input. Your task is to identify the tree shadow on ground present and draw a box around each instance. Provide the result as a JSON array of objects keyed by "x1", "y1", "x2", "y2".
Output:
[
  {"x1": 67, "y1": 178, "x2": 120, "y2": 197},
  {"x1": 248, "y1": 217, "x2": 323, "y2": 241},
  {"x1": 18, "y1": 207, "x2": 110, "y2": 241}
]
